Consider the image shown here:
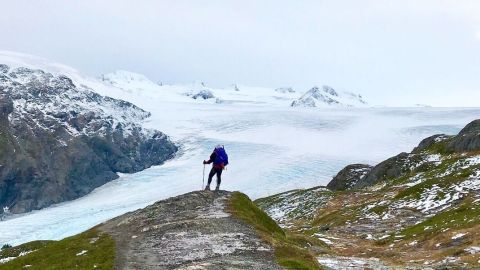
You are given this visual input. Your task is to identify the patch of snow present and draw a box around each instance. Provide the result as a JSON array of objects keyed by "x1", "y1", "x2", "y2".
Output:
[
  {"x1": 451, "y1": 233, "x2": 467, "y2": 240},
  {"x1": 0, "y1": 257, "x2": 16, "y2": 264},
  {"x1": 0, "y1": 250, "x2": 33, "y2": 264},
  {"x1": 426, "y1": 154, "x2": 442, "y2": 164},
  {"x1": 465, "y1": 246, "x2": 480, "y2": 254},
  {"x1": 393, "y1": 177, "x2": 480, "y2": 213},
  {"x1": 404, "y1": 173, "x2": 426, "y2": 187},
  {"x1": 313, "y1": 234, "x2": 334, "y2": 245},
  {"x1": 76, "y1": 250, "x2": 88, "y2": 256},
  {"x1": 317, "y1": 255, "x2": 390, "y2": 269}
]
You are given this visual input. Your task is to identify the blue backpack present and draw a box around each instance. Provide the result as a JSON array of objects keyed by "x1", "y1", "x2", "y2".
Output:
[{"x1": 214, "y1": 147, "x2": 229, "y2": 166}]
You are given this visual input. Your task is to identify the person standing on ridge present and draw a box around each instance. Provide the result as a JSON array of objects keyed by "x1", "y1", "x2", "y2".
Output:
[{"x1": 203, "y1": 145, "x2": 229, "y2": 191}]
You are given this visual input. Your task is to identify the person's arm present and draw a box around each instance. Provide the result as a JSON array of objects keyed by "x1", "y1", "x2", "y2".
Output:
[{"x1": 203, "y1": 152, "x2": 216, "y2": 164}]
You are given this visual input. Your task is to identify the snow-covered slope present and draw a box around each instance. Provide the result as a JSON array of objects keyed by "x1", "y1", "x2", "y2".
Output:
[
  {"x1": 291, "y1": 85, "x2": 368, "y2": 108},
  {"x1": 101, "y1": 70, "x2": 302, "y2": 106}
]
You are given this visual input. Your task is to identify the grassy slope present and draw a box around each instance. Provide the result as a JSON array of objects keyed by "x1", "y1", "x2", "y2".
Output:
[
  {"x1": 0, "y1": 229, "x2": 114, "y2": 270},
  {"x1": 228, "y1": 191, "x2": 324, "y2": 270}
]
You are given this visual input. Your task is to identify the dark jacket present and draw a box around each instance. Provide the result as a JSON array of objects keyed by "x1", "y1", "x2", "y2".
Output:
[{"x1": 205, "y1": 151, "x2": 225, "y2": 169}]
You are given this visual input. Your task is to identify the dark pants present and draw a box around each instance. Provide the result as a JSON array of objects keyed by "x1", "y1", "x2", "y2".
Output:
[{"x1": 207, "y1": 167, "x2": 223, "y2": 186}]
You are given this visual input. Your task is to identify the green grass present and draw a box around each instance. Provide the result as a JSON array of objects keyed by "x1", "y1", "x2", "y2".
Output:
[
  {"x1": 229, "y1": 192, "x2": 323, "y2": 270},
  {"x1": 312, "y1": 204, "x2": 361, "y2": 228},
  {"x1": 370, "y1": 205, "x2": 388, "y2": 215},
  {"x1": 420, "y1": 138, "x2": 452, "y2": 155},
  {"x1": 0, "y1": 228, "x2": 115, "y2": 270},
  {"x1": 399, "y1": 197, "x2": 480, "y2": 241}
]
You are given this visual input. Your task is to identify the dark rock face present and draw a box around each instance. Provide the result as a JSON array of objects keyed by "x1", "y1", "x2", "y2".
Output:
[
  {"x1": 445, "y1": 120, "x2": 480, "y2": 153},
  {"x1": 458, "y1": 119, "x2": 480, "y2": 136},
  {"x1": 413, "y1": 134, "x2": 449, "y2": 153},
  {"x1": 327, "y1": 164, "x2": 372, "y2": 191},
  {"x1": 354, "y1": 152, "x2": 424, "y2": 188},
  {"x1": 0, "y1": 65, "x2": 177, "y2": 213},
  {"x1": 191, "y1": 89, "x2": 214, "y2": 100}
]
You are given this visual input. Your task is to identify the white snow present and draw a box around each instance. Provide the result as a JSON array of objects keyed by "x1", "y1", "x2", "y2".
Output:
[
  {"x1": 317, "y1": 256, "x2": 388, "y2": 269},
  {"x1": 1, "y1": 51, "x2": 479, "y2": 247},
  {"x1": 451, "y1": 233, "x2": 467, "y2": 240},
  {"x1": 465, "y1": 246, "x2": 480, "y2": 254},
  {"x1": 0, "y1": 251, "x2": 33, "y2": 264},
  {"x1": 76, "y1": 250, "x2": 88, "y2": 256},
  {"x1": 314, "y1": 235, "x2": 334, "y2": 245},
  {"x1": 393, "y1": 177, "x2": 480, "y2": 213}
]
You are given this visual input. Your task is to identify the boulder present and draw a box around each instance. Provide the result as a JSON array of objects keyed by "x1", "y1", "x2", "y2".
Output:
[{"x1": 327, "y1": 164, "x2": 373, "y2": 191}]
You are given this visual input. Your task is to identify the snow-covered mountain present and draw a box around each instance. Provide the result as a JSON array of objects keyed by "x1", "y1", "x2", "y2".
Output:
[
  {"x1": 291, "y1": 85, "x2": 368, "y2": 108},
  {"x1": 0, "y1": 52, "x2": 177, "y2": 214}
]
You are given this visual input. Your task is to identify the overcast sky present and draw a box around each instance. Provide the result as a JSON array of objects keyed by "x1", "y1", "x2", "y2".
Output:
[{"x1": 1, "y1": 0, "x2": 479, "y2": 106}]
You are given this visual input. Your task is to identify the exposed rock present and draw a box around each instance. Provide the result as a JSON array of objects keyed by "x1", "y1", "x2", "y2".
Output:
[
  {"x1": 327, "y1": 164, "x2": 373, "y2": 191},
  {"x1": 99, "y1": 191, "x2": 281, "y2": 270},
  {"x1": 0, "y1": 65, "x2": 177, "y2": 213},
  {"x1": 458, "y1": 119, "x2": 480, "y2": 136},
  {"x1": 354, "y1": 152, "x2": 417, "y2": 188},
  {"x1": 445, "y1": 119, "x2": 480, "y2": 153},
  {"x1": 413, "y1": 134, "x2": 450, "y2": 153},
  {"x1": 191, "y1": 89, "x2": 214, "y2": 100}
]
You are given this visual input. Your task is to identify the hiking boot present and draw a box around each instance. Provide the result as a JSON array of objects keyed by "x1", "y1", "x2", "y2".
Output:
[
  {"x1": 204, "y1": 185, "x2": 210, "y2": 191},
  {"x1": 215, "y1": 185, "x2": 220, "y2": 191}
]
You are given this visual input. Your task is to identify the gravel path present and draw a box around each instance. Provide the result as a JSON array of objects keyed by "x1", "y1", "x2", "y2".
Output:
[{"x1": 99, "y1": 191, "x2": 281, "y2": 270}]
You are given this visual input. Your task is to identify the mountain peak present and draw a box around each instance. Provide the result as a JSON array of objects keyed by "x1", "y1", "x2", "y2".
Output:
[{"x1": 291, "y1": 85, "x2": 367, "y2": 108}]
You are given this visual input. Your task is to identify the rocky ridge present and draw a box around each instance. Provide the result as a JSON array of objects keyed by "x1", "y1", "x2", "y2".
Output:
[
  {"x1": 99, "y1": 191, "x2": 281, "y2": 270},
  {"x1": 0, "y1": 64, "x2": 177, "y2": 213}
]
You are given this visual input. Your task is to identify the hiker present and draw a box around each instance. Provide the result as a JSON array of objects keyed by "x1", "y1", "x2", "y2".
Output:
[{"x1": 203, "y1": 145, "x2": 229, "y2": 191}]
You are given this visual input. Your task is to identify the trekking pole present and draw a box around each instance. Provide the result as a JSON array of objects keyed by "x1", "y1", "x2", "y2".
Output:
[{"x1": 202, "y1": 164, "x2": 205, "y2": 190}]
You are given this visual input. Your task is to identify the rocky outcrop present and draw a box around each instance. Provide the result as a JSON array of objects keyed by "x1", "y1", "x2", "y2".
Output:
[
  {"x1": 445, "y1": 119, "x2": 480, "y2": 153},
  {"x1": 412, "y1": 134, "x2": 450, "y2": 153},
  {"x1": 99, "y1": 191, "x2": 281, "y2": 270},
  {"x1": 354, "y1": 153, "x2": 418, "y2": 188},
  {"x1": 0, "y1": 65, "x2": 177, "y2": 213},
  {"x1": 191, "y1": 89, "x2": 214, "y2": 100},
  {"x1": 327, "y1": 164, "x2": 373, "y2": 191}
]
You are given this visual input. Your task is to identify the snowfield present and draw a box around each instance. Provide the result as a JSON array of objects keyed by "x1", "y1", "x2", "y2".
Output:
[{"x1": 1, "y1": 51, "x2": 480, "y2": 246}]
